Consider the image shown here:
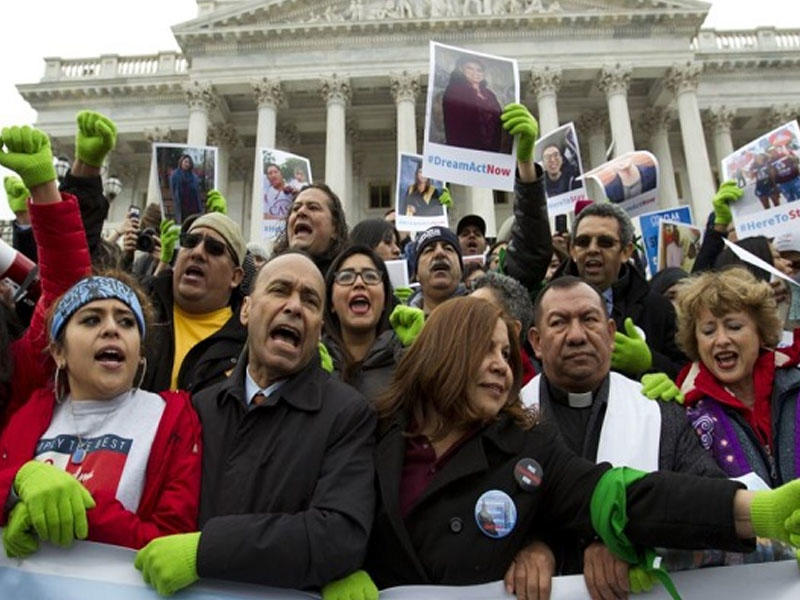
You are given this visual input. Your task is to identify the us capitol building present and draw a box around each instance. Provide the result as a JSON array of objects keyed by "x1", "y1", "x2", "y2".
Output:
[{"x1": 15, "y1": 0, "x2": 800, "y2": 241}]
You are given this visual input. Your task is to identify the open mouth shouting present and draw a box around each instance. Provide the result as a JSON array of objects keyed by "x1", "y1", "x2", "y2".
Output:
[
  {"x1": 348, "y1": 293, "x2": 372, "y2": 316},
  {"x1": 181, "y1": 263, "x2": 206, "y2": 285},
  {"x1": 582, "y1": 257, "x2": 603, "y2": 276},
  {"x1": 95, "y1": 345, "x2": 126, "y2": 370},
  {"x1": 269, "y1": 323, "x2": 302, "y2": 353},
  {"x1": 292, "y1": 221, "x2": 313, "y2": 238},
  {"x1": 713, "y1": 350, "x2": 739, "y2": 371}
]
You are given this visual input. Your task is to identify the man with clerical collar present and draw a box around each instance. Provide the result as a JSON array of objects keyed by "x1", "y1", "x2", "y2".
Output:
[
  {"x1": 135, "y1": 251, "x2": 376, "y2": 595},
  {"x1": 518, "y1": 276, "x2": 724, "y2": 593}
]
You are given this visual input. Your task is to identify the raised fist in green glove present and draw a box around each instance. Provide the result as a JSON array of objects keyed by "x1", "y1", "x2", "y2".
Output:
[
  {"x1": 3, "y1": 502, "x2": 39, "y2": 559},
  {"x1": 438, "y1": 186, "x2": 452, "y2": 208},
  {"x1": 75, "y1": 110, "x2": 117, "y2": 168},
  {"x1": 393, "y1": 286, "x2": 414, "y2": 304},
  {"x1": 611, "y1": 318, "x2": 652, "y2": 375},
  {"x1": 640, "y1": 372, "x2": 684, "y2": 404},
  {"x1": 135, "y1": 532, "x2": 200, "y2": 596},
  {"x1": 319, "y1": 340, "x2": 334, "y2": 373},
  {"x1": 500, "y1": 103, "x2": 539, "y2": 163},
  {"x1": 13, "y1": 460, "x2": 95, "y2": 547},
  {"x1": 750, "y1": 479, "x2": 800, "y2": 544},
  {"x1": 4, "y1": 175, "x2": 30, "y2": 213},
  {"x1": 160, "y1": 219, "x2": 180, "y2": 264},
  {"x1": 0, "y1": 126, "x2": 56, "y2": 188},
  {"x1": 712, "y1": 180, "x2": 743, "y2": 227},
  {"x1": 390, "y1": 304, "x2": 425, "y2": 347},
  {"x1": 628, "y1": 566, "x2": 656, "y2": 594},
  {"x1": 205, "y1": 189, "x2": 227, "y2": 214},
  {"x1": 322, "y1": 570, "x2": 379, "y2": 600}
]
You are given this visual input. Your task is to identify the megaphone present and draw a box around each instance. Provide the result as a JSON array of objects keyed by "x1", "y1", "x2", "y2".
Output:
[{"x1": 0, "y1": 238, "x2": 40, "y2": 303}]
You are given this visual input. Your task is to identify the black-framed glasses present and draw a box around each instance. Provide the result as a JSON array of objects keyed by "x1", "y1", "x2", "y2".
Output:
[
  {"x1": 573, "y1": 234, "x2": 620, "y2": 249},
  {"x1": 180, "y1": 232, "x2": 237, "y2": 265},
  {"x1": 334, "y1": 268, "x2": 382, "y2": 286}
]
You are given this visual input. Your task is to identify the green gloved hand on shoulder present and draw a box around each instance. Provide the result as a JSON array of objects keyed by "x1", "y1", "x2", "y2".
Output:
[
  {"x1": 13, "y1": 460, "x2": 95, "y2": 547},
  {"x1": 438, "y1": 186, "x2": 452, "y2": 208},
  {"x1": 3, "y1": 502, "x2": 39, "y2": 559},
  {"x1": 322, "y1": 570, "x2": 378, "y2": 600},
  {"x1": 75, "y1": 110, "x2": 117, "y2": 168},
  {"x1": 4, "y1": 175, "x2": 30, "y2": 213},
  {"x1": 611, "y1": 318, "x2": 652, "y2": 376},
  {"x1": 135, "y1": 532, "x2": 200, "y2": 597},
  {"x1": 750, "y1": 479, "x2": 800, "y2": 544},
  {"x1": 0, "y1": 126, "x2": 56, "y2": 188},
  {"x1": 205, "y1": 189, "x2": 227, "y2": 214},
  {"x1": 501, "y1": 103, "x2": 539, "y2": 163},
  {"x1": 160, "y1": 219, "x2": 180, "y2": 264},
  {"x1": 390, "y1": 304, "x2": 425, "y2": 347},
  {"x1": 640, "y1": 372, "x2": 684, "y2": 404},
  {"x1": 712, "y1": 180, "x2": 743, "y2": 227}
]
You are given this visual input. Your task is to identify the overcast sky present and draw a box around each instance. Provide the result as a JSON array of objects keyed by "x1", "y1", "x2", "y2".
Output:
[{"x1": 1, "y1": 0, "x2": 798, "y2": 215}]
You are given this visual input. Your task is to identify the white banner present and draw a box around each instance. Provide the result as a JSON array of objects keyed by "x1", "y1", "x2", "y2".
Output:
[{"x1": 1, "y1": 535, "x2": 798, "y2": 599}]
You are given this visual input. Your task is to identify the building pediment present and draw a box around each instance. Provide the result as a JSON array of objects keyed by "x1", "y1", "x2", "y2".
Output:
[{"x1": 173, "y1": 0, "x2": 710, "y2": 48}]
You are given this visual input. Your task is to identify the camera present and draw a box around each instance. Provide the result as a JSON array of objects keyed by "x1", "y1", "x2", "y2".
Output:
[{"x1": 136, "y1": 228, "x2": 158, "y2": 253}]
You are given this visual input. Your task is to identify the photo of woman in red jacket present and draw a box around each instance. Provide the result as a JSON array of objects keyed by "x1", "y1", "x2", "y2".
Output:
[{"x1": 0, "y1": 273, "x2": 201, "y2": 556}]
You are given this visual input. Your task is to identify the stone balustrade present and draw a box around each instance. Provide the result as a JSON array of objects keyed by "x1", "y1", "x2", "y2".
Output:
[
  {"x1": 692, "y1": 27, "x2": 800, "y2": 52},
  {"x1": 43, "y1": 52, "x2": 187, "y2": 81}
]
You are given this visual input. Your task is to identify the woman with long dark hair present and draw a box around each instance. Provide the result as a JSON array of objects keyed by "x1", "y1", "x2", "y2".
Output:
[
  {"x1": 169, "y1": 154, "x2": 202, "y2": 224},
  {"x1": 348, "y1": 219, "x2": 401, "y2": 261}
]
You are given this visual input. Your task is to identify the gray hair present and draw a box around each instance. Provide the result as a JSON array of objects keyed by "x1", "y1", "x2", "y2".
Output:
[
  {"x1": 572, "y1": 202, "x2": 635, "y2": 247},
  {"x1": 472, "y1": 271, "x2": 534, "y2": 337}
]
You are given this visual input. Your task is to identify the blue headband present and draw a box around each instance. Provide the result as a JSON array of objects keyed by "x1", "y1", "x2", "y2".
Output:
[{"x1": 50, "y1": 276, "x2": 146, "y2": 341}]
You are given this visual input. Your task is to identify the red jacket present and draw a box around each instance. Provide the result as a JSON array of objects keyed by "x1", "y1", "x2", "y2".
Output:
[
  {"x1": 0, "y1": 388, "x2": 202, "y2": 550},
  {"x1": 2, "y1": 194, "x2": 92, "y2": 431}
]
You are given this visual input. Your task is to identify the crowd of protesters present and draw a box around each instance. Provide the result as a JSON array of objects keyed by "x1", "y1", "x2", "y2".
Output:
[{"x1": 1, "y1": 98, "x2": 800, "y2": 600}]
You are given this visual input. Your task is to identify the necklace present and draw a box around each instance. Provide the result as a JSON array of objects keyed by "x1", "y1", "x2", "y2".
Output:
[{"x1": 67, "y1": 392, "x2": 130, "y2": 465}]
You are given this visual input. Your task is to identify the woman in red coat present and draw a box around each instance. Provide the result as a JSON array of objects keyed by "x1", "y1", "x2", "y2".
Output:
[{"x1": 0, "y1": 273, "x2": 201, "y2": 555}]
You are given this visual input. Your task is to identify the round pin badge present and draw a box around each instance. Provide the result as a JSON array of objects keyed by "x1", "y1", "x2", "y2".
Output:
[
  {"x1": 514, "y1": 458, "x2": 543, "y2": 492},
  {"x1": 474, "y1": 490, "x2": 517, "y2": 539}
]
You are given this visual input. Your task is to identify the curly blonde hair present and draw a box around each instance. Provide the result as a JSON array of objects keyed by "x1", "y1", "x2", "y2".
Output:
[{"x1": 674, "y1": 267, "x2": 782, "y2": 361}]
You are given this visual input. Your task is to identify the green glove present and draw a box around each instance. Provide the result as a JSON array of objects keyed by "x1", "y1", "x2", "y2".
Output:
[
  {"x1": 4, "y1": 175, "x2": 30, "y2": 213},
  {"x1": 393, "y1": 286, "x2": 414, "y2": 304},
  {"x1": 500, "y1": 103, "x2": 539, "y2": 163},
  {"x1": 13, "y1": 460, "x2": 95, "y2": 547},
  {"x1": 3, "y1": 502, "x2": 39, "y2": 559},
  {"x1": 322, "y1": 570, "x2": 379, "y2": 600},
  {"x1": 640, "y1": 372, "x2": 684, "y2": 404},
  {"x1": 611, "y1": 318, "x2": 652, "y2": 375},
  {"x1": 390, "y1": 304, "x2": 425, "y2": 347},
  {"x1": 135, "y1": 532, "x2": 200, "y2": 597},
  {"x1": 319, "y1": 341, "x2": 334, "y2": 373},
  {"x1": 0, "y1": 126, "x2": 56, "y2": 188},
  {"x1": 75, "y1": 110, "x2": 117, "y2": 168},
  {"x1": 712, "y1": 180, "x2": 743, "y2": 227},
  {"x1": 205, "y1": 189, "x2": 227, "y2": 214},
  {"x1": 496, "y1": 245, "x2": 507, "y2": 274},
  {"x1": 438, "y1": 186, "x2": 452, "y2": 208},
  {"x1": 750, "y1": 479, "x2": 800, "y2": 544},
  {"x1": 628, "y1": 566, "x2": 656, "y2": 594},
  {"x1": 160, "y1": 219, "x2": 180, "y2": 264}
]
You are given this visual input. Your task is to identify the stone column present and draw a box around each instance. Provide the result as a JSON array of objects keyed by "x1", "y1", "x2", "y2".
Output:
[
  {"x1": 639, "y1": 108, "x2": 679, "y2": 208},
  {"x1": 250, "y1": 78, "x2": 284, "y2": 242},
  {"x1": 143, "y1": 127, "x2": 174, "y2": 206},
  {"x1": 576, "y1": 110, "x2": 607, "y2": 169},
  {"x1": 276, "y1": 122, "x2": 301, "y2": 151},
  {"x1": 390, "y1": 71, "x2": 420, "y2": 156},
  {"x1": 463, "y1": 188, "x2": 497, "y2": 238},
  {"x1": 207, "y1": 123, "x2": 239, "y2": 199},
  {"x1": 765, "y1": 103, "x2": 800, "y2": 130},
  {"x1": 183, "y1": 81, "x2": 217, "y2": 146},
  {"x1": 665, "y1": 62, "x2": 716, "y2": 220},
  {"x1": 345, "y1": 117, "x2": 358, "y2": 225},
  {"x1": 597, "y1": 64, "x2": 635, "y2": 157},
  {"x1": 706, "y1": 105, "x2": 736, "y2": 170},
  {"x1": 320, "y1": 75, "x2": 351, "y2": 206},
  {"x1": 528, "y1": 67, "x2": 562, "y2": 136}
]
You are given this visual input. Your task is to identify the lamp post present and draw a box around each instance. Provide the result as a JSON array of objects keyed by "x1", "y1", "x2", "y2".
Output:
[
  {"x1": 54, "y1": 156, "x2": 71, "y2": 182},
  {"x1": 104, "y1": 176, "x2": 122, "y2": 201}
]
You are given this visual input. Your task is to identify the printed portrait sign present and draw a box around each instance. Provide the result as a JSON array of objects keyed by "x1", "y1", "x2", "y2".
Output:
[
  {"x1": 581, "y1": 151, "x2": 660, "y2": 217},
  {"x1": 638, "y1": 206, "x2": 693, "y2": 277},
  {"x1": 722, "y1": 120, "x2": 800, "y2": 239},
  {"x1": 423, "y1": 42, "x2": 519, "y2": 192},
  {"x1": 259, "y1": 148, "x2": 313, "y2": 243},
  {"x1": 534, "y1": 122, "x2": 588, "y2": 217},
  {"x1": 395, "y1": 152, "x2": 448, "y2": 232},
  {"x1": 153, "y1": 143, "x2": 217, "y2": 225},
  {"x1": 657, "y1": 219, "x2": 702, "y2": 273}
]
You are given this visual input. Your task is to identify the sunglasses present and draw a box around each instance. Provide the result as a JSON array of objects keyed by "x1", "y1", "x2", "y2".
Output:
[
  {"x1": 333, "y1": 268, "x2": 382, "y2": 286},
  {"x1": 572, "y1": 234, "x2": 620, "y2": 250},
  {"x1": 180, "y1": 232, "x2": 238, "y2": 265}
]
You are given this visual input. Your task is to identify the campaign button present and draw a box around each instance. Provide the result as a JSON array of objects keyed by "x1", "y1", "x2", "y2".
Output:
[
  {"x1": 514, "y1": 458, "x2": 543, "y2": 492},
  {"x1": 474, "y1": 490, "x2": 517, "y2": 539}
]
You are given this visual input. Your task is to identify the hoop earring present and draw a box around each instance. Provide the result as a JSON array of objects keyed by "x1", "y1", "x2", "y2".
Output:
[
  {"x1": 134, "y1": 358, "x2": 148, "y2": 390},
  {"x1": 54, "y1": 366, "x2": 67, "y2": 404}
]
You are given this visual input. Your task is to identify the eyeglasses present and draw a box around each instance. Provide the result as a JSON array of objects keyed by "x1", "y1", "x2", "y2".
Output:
[
  {"x1": 180, "y1": 232, "x2": 238, "y2": 265},
  {"x1": 333, "y1": 268, "x2": 382, "y2": 286},
  {"x1": 572, "y1": 234, "x2": 620, "y2": 250}
]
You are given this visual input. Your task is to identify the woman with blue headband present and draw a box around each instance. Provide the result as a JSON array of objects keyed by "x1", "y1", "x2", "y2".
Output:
[{"x1": 0, "y1": 272, "x2": 202, "y2": 555}]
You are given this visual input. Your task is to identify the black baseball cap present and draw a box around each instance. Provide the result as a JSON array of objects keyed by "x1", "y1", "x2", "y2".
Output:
[{"x1": 457, "y1": 214, "x2": 487, "y2": 237}]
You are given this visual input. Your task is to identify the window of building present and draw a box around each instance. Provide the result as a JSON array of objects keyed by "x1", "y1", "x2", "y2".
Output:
[
  {"x1": 369, "y1": 183, "x2": 392, "y2": 209},
  {"x1": 493, "y1": 190, "x2": 509, "y2": 204}
]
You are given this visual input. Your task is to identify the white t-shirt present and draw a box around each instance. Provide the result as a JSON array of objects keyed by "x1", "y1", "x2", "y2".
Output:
[{"x1": 35, "y1": 389, "x2": 166, "y2": 513}]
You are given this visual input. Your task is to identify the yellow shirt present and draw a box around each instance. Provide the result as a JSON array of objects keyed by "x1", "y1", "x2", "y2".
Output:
[{"x1": 170, "y1": 303, "x2": 233, "y2": 390}]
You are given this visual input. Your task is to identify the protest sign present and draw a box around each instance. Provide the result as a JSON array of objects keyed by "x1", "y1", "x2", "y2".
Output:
[
  {"x1": 259, "y1": 148, "x2": 312, "y2": 243},
  {"x1": 638, "y1": 206, "x2": 693, "y2": 277},
  {"x1": 153, "y1": 143, "x2": 217, "y2": 225},
  {"x1": 395, "y1": 152, "x2": 448, "y2": 232},
  {"x1": 657, "y1": 219, "x2": 702, "y2": 273},
  {"x1": 384, "y1": 259, "x2": 409, "y2": 290},
  {"x1": 534, "y1": 122, "x2": 588, "y2": 217},
  {"x1": 581, "y1": 151, "x2": 660, "y2": 217}
]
